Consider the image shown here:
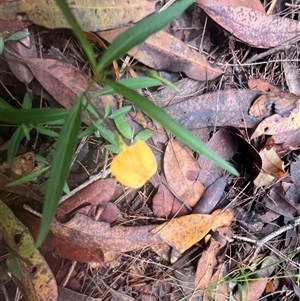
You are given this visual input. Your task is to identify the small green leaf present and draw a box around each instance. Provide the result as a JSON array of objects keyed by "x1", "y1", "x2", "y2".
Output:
[
  {"x1": 134, "y1": 129, "x2": 153, "y2": 142},
  {"x1": 21, "y1": 124, "x2": 30, "y2": 141},
  {"x1": 114, "y1": 116, "x2": 132, "y2": 140},
  {"x1": 104, "y1": 101, "x2": 111, "y2": 118},
  {"x1": 5, "y1": 166, "x2": 50, "y2": 187},
  {"x1": 22, "y1": 92, "x2": 32, "y2": 109},
  {"x1": 36, "y1": 98, "x2": 82, "y2": 247},
  {"x1": 93, "y1": 77, "x2": 162, "y2": 98},
  {"x1": 105, "y1": 144, "x2": 120, "y2": 154},
  {"x1": 0, "y1": 97, "x2": 13, "y2": 109},
  {"x1": 35, "y1": 155, "x2": 49, "y2": 165},
  {"x1": 63, "y1": 182, "x2": 70, "y2": 194},
  {"x1": 82, "y1": 96, "x2": 99, "y2": 118},
  {"x1": 109, "y1": 106, "x2": 132, "y2": 119},
  {"x1": 34, "y1": 125, "x2": 60, "y2": 137},
  {"x1": 0, "y1": 37, "x2": 4, "y2": 55},
  {"x1": 0, "y1": 108, "x2": 69, "y2": 124},
  {"x1": 7, "y1": 127, "x2": 25, "y2": 166},
  {"x1": 6, "y1": 253, "x2": 21, "y2": 280},
  {"x1": 104, "y1": 79, "x2": 239, "y2": 176},
  {"x1": 95, "y1": 125, "x2": 116, "y2": 145},
  {"x1": 5, "y1": 31, "x2": 30, "y2": 41}
]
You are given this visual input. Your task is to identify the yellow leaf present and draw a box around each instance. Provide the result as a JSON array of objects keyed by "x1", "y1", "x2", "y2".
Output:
[{"x1": 111, "y1": 140, "x2": 157, "y2": 188}]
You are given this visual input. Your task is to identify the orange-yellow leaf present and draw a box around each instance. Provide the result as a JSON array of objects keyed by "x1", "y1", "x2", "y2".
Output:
[{"x1": 110, "y1": 140, "x2": 157, "y2": 188}]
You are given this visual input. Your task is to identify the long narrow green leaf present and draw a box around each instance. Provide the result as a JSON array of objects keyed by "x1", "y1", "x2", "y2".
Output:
[
  {"x1": 36, "y1": 98, "x2": 82, "y2": 247},
  {"x1": 5, "y1": 166, "x2": 50, "y2": 187},
  {"x1": 105, "y1": 79, "x2": 239, "y2": 176},
  {"x1": 93, "y1": 77, "x2": 162, "y2": 98},
  {"x1": 53, "y1": 0, "x2": 96, "y2": 69},
  {"x1": 7, "y1": 127, "x2": 25, "y2": 166},
  {"x1": 97, "y1": 0, "x2": 195, "y2": 71},
  {"x1": 0, "y1": 109, "x2": 68, "y2": 124}
]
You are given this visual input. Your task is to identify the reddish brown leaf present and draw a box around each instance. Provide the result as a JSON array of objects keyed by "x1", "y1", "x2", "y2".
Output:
[
  {"x1": 99, "y1": 29, "x2": 223, "y2": 81},
  {"x1": 197, "y1": 1, "x2": 300, "y2": 48},
  {"x1": 50, "y1": 213, "x2": 163, "y2": 263},
  {"x1": 248, "y1": 78, "x2": 279, "y2": 95},
  {"x1": 23, "y1": 58, "x2": 117, "y2": 121},
  {"x1": 56, "y1": 178, "x2": 117, "y2": 222},
  {"x1": 193, "y1": 176, "x2": 227, "y2": 214},
  {"x1": 198, "y1": 128, "x2": 238, "y2": 188},
  {"x1": 152, "y1": 183, "x2": 189, "y2": 218},
  {"x1": 164, "y1": 140, "x2": 204, "y2": 208}
]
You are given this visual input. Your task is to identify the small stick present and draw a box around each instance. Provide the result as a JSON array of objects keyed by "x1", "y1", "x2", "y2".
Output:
[{"x1": 234, "y1": 215, "x2": 300, "y2": 262}]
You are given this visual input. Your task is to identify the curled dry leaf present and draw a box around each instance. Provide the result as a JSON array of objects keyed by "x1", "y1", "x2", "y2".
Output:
[
  {"x1": 197, "y1": 1, "x2": 300, "y2": 48},
  {"x1": 248, "y1": 78, "x2": 279, "y2": 95},
  {"x1": 251, "y1": 99, "x2": 300, "y2": 139},
  {"x1": 151, "y1": 208, "x2": 234, "y2": 254},
  {"x1": 249, "y1": 93, "x2": 299, "y2": 117},
  {"x1": 0, "y1": 201, "x2": 57, "y2": 301},
  {"x1": 99, "y1": 29, "x2": 223, "y2": 81},
  {"x1": 164, "y1": 140, "x2": 204, "y2": 208},
  {"x1": 253, "y1": 147, "x2": 285, "y2": 187},
  {"x1": 0, "y1": 0, "x2": 160, "y2": 31}
]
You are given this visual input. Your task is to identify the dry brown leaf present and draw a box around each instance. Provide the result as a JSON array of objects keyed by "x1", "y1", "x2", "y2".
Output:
[
  {"x1": 99, "y1": 29, "x2": 223, "y2": 81},
  {"x1": 152, "y1": 183, "x2": 189, "y2": 218},
  {"x1": 152, "y1": 209, "x2": 234, "y2": 254},
  {"x1": 248, "y1": 78, "x2": 279, "y2": 95},
  {"x1": 164, "y1": 140, "x2": 204, "y2": 208},
  {"x1": 23, "y1": 58, "x2": 117, "y2": 121},
  {"x1": 0, "y1": 0, "x2": 160, "y2": 31},
  {"x1": 163, "y1": 89, "x2": 262, "y2": 130},
  {"x1": 249, "y1": 93, "x2": 299, "y2": 117},
  {"x1": 251, "y1": 99, "x2": 300, "y2": 139},
  {"x1": 198, "y1": 0, "x2": 266, "y2": 13},
  {"x1": 50, "y1": 213, "x2": 164, "y2": 263},
  {"x1": 4, "y1": 38, "x2": 36, "y2": 85},
  {"x1": 0, "y1": 173, "x2": 41, "y2": 201},
  {"x1": 197, "y1": 1, "x2": 300, "y2": 48},
  {"x1": 233, "y1": 279, "x2": 268, "y2": 301},
  {"x1": 198, "y1": 128, "x2": 238, "y2": 188},
  {"x1": 254, "y1": 147, "x2": 285, "y2": 187},
  {"x1": 56, "y1": 178, "x2": 117, "y2": 222}
]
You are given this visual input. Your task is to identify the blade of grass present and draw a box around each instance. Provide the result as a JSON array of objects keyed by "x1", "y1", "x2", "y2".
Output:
[
  {"x1": 0, "y1": 109, "x2": 68, "y2": 124},
  {"x1": 97, "y1": 0, "x2": 195, "y2": 72},
  {"x1": 36, "y1": 98, "x2": 82, "y2": 247},
  {"x1": 93, "y1": 77, "x2": 162, "y2": 98},
  {"x1": 7, "y1": 127, "x2": 25, "y2": 166},
  {"x1": 104, "y1": 79, "x2": 239, "y2": 176},
  {"x1": 5, "y1": 166, "x2": 50, "y2": 187}
]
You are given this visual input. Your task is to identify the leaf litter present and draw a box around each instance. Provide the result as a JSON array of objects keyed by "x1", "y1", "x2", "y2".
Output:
[{"x1": 1, "y1": 0, "x2": 300, "y2": 300}]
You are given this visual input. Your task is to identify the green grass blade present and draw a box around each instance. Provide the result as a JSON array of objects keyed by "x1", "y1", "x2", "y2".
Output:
[
  {"x1": 0, "y1": 109, "x2": 69, "y2": 124},
  {"x1": 105, "y1": 79, "x2": 239, "y2": 176},
  {"x1": 36, "y1": 98, "x2": 82, "y2": 247},
  {"x1": 53, "y1": 0, "x2": 96, "y2": 69},
  {"x1": 5, "y1": 166, "x2": 50, "y2": 187},
  {"x1": 108, "y1": 106, "x2": 132, "y2": 119},
  {"x1": 97, "y1": 0, "x2": 195, "y2": 71},
  {"x1": 7, "y1": 127, "x2": 25, "y2": 166},
  {"x1": 93, "y1": 77, "x2": 162, "y2": 98},
  {"x1": 0, "y1": 97, "x2": 13, "y2": 109},
  {"x1": 22, "y1": 92, "x2": 32, "y2": 109}
]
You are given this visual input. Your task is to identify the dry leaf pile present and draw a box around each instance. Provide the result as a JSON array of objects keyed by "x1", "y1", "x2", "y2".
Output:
[{"x1": 1, "y1": 0, "x2": 300, "y2": 300}]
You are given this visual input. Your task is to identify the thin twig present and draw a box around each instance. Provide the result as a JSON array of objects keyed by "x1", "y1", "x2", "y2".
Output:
[{"x1": 234, "y1": 215, "x2": 300, "y2": 262}]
